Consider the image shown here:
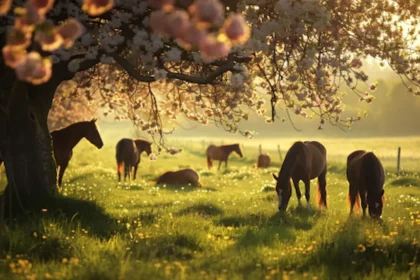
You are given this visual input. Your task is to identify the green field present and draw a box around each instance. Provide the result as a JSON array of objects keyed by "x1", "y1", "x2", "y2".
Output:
[{"x1": 0, "y1": 137, "x2": 419, "y2": 280}]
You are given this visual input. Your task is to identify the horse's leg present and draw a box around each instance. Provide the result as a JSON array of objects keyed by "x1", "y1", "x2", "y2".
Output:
[
  {"x1": 359, "y1": 190, "x2": 368, "y2": 217},
  {"x1": 133, "y1": 164, "x2": 139, "y2": 180},
  {"x1": 58, "y1": 163, "x2": 68, "y2": 188},
  {"x1": 349, "y1": 184, "x2": 357, "y2": 215},
  {"x1": 124, "y1": 164, "x2": 129, "y2": 181},
  {"x1": 218, "y1": 160, "x2": 222, "y2": 170},
  {"x1": 292, "y1": 178, "x2": 302, "y2": 207},
  {"x1": 304, "y1": 179, "x2": 311, "y2": 210}
]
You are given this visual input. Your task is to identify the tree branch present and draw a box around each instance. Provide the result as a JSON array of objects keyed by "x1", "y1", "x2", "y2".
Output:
[{"x1": 112, "y1": 54, "x2": 242, "y2": 85}]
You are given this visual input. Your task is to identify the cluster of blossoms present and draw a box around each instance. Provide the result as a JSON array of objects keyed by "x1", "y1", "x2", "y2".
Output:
[
  {"x1": 239, "y1": 0, "x2": 420, "y2": 128},
  {"x1": 1, "y1": 0, "x2": 114, "y2": 83}
]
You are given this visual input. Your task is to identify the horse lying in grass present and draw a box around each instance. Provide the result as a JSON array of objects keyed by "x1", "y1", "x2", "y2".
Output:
[
  {"x1": 273, "y1": 141, "x2": 327, "y2": 212},
  {"x1": 116, "y1": 138, "x2": 152, "y2": 182},
  {"x1": 156, "y1": 169, "x2": 201, "y2": 187},
  {"x1": 346, "y1": 150, "x2": 385, "y2": 219},
  {"x1": 206, "y1": 143, "x2": 243, "y2": 170},
  {"x1": 257, "y1": 153, "x2": 271, "y2": 168}
]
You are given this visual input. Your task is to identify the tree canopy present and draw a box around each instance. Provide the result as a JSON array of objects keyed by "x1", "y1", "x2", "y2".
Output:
[{"x1": 1, "y1": 0, "x2": 420, "y2": 147}]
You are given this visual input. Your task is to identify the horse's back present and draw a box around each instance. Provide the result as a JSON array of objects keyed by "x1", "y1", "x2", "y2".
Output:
[
  {"x1": 206, "y1": 145, "x2": 222, "y2": 159},
  {"x1": 116, "y1": 138, "x2": 138, "y2": 165},
  {"x1": 346, "y1": 150, "x2": 367, "y2": 182},
  {"x1": 157, "y1": 168, "x2": 200, "y2": 186},
  {"x1": 303, "y1": 141, "x2": 327, "y2": 177}
]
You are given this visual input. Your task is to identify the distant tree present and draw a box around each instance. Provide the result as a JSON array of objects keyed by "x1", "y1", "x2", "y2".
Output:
[{"x1": 0, "y1": 0, "x2": 419, "y2": 204}]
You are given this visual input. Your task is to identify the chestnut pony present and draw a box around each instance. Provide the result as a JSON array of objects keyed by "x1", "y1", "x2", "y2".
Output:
[
  {"x1": 206, "y1": 143, "x2": 243, "y2": 170},
  {"x1": 257, "y1": 153, "x2": 271, "y2": 168},
  {"x1": 273, "y1": 141, "x2": 327, "y2": 212},
  {"x1": 51, "y1": 119, "x2": 104, "y2": 188},
  {"x1": 346, "y1": 150, "x2": 385, "y2": 219},
  {"x1": 116, "y1": 138, "x2": 152, "y2": 182}
]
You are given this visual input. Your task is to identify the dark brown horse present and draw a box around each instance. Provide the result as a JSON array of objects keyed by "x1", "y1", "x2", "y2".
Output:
[
  {"x1": 346, "y1": 150, "x2": 385, "y2": 219},
  {"x1": 51, "y1": 119, "x2": 104, "y2": 188},
  {"x1": 206, "y1": 143, "x2": 243, "y2": 170},
  {"x1": 156, "y1": 168, "x2": 201, "y2": 187},
  {"x1": 116, "y1": 138, "x2": 152, "y2": 182},
  {"x1": 257, "y1": 153, "x2": 271, "y2": 168},
  {"x1": 272, "y1": 141, "x2": 327, "y2": 212}
]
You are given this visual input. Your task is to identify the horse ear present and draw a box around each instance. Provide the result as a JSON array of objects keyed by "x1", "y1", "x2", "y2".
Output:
[
  {"x1": 91, "y1": 118, "x2": 97, "y2": 123},
  {"x1": 272, "y1": 174, "x2": 278, "y2": 181}
]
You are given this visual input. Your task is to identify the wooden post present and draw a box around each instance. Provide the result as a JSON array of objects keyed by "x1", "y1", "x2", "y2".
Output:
[
  {"x1": 397, "y1": 147, "x2": 401, "y2": 173},
  {"x1": 259, "y1": 144, "x2": 262, "y2": 155},
  {"x1": 277, "y1": 145, "x2": 283, "y2": 162}
]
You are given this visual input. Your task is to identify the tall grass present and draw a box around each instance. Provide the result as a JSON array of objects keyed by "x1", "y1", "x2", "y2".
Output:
[{"x1": 0, "y1": 137, "x2": 419, "y2": 280}]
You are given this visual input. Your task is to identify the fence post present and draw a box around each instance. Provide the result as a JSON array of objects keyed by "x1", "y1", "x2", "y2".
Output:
[
  {"x1": 277, "y1": 145, "x2": 283, "y2": 162},
  {"x1": 259, "y1": 144, "x2": 262, "y2": 155},
  {"x1": 397, "y1": 147, "x2": 401, "y2": 173}
]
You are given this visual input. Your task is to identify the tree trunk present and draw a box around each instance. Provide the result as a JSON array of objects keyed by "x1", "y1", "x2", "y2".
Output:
[{"x1": 0, "y1": 72, "x2": 60, "y2": 215}]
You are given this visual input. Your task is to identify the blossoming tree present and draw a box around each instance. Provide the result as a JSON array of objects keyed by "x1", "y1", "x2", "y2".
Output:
[{"x1": 0, "y1": 0, "x2": 419, "y2": 204}]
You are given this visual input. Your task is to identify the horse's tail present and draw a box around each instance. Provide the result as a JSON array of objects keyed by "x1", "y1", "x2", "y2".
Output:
[
  {"x1": 206, "y1": 153, "x2": 213, "y2": 170},
  {"x1": 116, "y1": 141, "x2": 125, "y2": 176}
]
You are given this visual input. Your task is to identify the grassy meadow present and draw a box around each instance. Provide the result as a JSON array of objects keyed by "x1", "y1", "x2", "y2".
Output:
[{"x1": 0, "y1": 136, "x2": 419, "y2": 279}]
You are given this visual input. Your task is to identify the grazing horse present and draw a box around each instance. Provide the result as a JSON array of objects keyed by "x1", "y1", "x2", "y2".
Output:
[
  {"x1": 116, "y1": 138, "x2": 152, "y2": 182},
  {"x1": 272, "y1": 141, "x2": 327, "y2": 212},
  {"x1": 51, "y1": 119, "x2": 104, "y2": 188},
  {"x1": 156, "y1": 168, "x2": 201, "y2": 187},
  {"x1": 206, "y1": 143, "x2": 243, "y2": 170},
  {"x1": 346, "y1": 150, "x2": 385, "y2": 219},
  {"x1": 257, "y1": 153, "x2": 271, "y2": 168}
]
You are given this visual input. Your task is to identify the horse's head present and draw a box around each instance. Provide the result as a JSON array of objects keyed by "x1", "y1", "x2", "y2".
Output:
[
  {"x1": 368, "y1": 189, "x2": 385, "y2": 219},
  {"x1": 84, "y1": 118, "x2": 104, "y2": 149},
  {"x1": 234, "y1": 144, "x2": 243, "y2": 158},
  {"x1": 272, "y1": 173, "x2": 292, "y2": 212},
  {"x1": 134, "y1": 139, "x2": 152, "y2": 156}
]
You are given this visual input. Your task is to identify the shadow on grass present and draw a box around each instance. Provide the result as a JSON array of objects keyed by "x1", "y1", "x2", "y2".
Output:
[
  {"x1": 4, "y1": 194, "x2": 118, "y2": 239},
  {"x1": 390, "y1": 177, "x2": 420, "y2": 187},
  {"x1": 176, "y1": 203, "x2": 224, "y2": 217},
  {"x1": 295, "y1": 217, "x2": 419, "y2": 278},
  {"x1": 133, "y1": 233, "x2": 203, "y2": 261}
]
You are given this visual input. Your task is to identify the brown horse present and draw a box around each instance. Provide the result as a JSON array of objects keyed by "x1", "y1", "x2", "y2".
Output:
[
  {"x1": 346, "y1": 150, "x2": 385, "y2": 219},
  {"x1": 257, "y1": 153, "x2": 271, "y2": 168},
  {"x1": 116, "y1": 138, "x2": 152, "y2": 182},
  {"x1": 156, "y1": 168, "x2": 201, "y2": 187},
  {"x1": 206, "y1": 143, "x2": 243, "y2": 170},
  {"x1": 272, "y1": 141, "x2": 327, "y2": 212},
  {"x1": 51, "y1": 119, "x2": 104, "y2": 188}
]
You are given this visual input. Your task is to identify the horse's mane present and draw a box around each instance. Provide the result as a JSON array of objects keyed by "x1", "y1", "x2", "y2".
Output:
[
  {"x1": 278, "y1": 141, "x2": 306, "y2": 178},
  {"x1": 50, "y1": 121, "x2": 91, "y2": 135}
]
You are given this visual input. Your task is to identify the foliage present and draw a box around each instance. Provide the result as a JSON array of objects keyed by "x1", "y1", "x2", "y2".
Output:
[
  {"x1": 0, "y1": 139, "x2": 419, "y2": 279},
  {"x1": 1, "y1": 0, "x2": 420, "y2": 149}
]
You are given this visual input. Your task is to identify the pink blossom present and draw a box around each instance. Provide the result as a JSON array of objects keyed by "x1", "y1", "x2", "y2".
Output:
[
  {"x1": 15, "y1": 52, "x2": 52, "y2": 85},
  {"x1": 34, "y1": 27, "x2": 63, "y2": 51},
  {"x1": 82, "y1": 0, "x2": 114, "y2": 16},
  {"x1": 176, "y1": 24, "x2": 207, "y2": 50},
  {"x1": 189, "y1": 0, "x2": 225, "y2": 28},
  {"x1": 7, "y1": 27, "x2": 32, "y2": 50},
  {"x1": 222, "y1": 14, "x2": 250, "y2": 45},
  {"x1": 57, "y1": 19, "x2": 84, "y2": 48},
  {"x1": 29, "y1": 0, "x2": 55, "y2": 15},
  {"x1": 199, "y1": 34, "x2": 231, "y2": 62},
  {"x1": 0, "y1": 0, "x2": 12, "y2": 15},
  {"x1": 2, "y1": 45, "x2": 27, "y2": 68},
  {"x1": 165, "y1": 10, "x2": 190, "y2": 38},
  {"x1": 150, "y1": 11, "x2": 169, "y2": 35}
]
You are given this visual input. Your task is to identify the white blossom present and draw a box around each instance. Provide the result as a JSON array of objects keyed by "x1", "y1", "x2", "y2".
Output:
[
  {"x1": 100, "y1": 55, "x2": 115, "y2": 64},
  {"x1": 68, "y1": 60, "x2": 80, "y2": 73},
  {"x1": 163, "y1": 48, "x2": 182, "y2": 62},
  {"x1": 154, "y1": 69, "x2": 167, "y2": 80}
]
